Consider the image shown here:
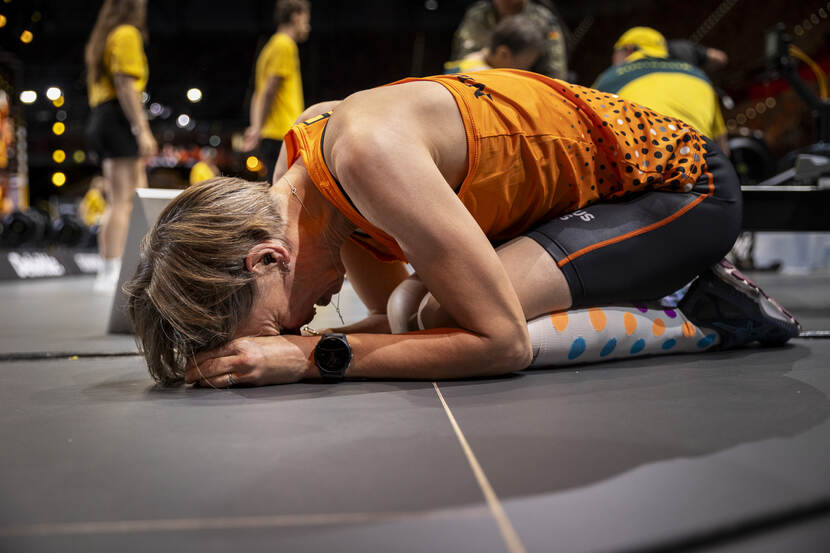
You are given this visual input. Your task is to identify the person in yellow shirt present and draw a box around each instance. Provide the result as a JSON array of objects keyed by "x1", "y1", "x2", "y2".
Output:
[
  {"x1": 242, "y1": 0, "x2": 310, "y2": 181},
  {"x1": 189, "y1": 149, "x2": 220, "y2": 186},
  {"x1": 84, "y1": 0, "x2": 157, "y2": 292},
  {"x1": 593, "y1": 27, "x2": 728, "y2": 153},
  {"x1": 79, "y1": 176, "x2": 108, "y2": 228}
]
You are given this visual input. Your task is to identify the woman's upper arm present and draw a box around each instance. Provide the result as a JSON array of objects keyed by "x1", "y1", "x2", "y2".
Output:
[{"x1": 330, "y1": 128, "x2": 530, "y2": 362}]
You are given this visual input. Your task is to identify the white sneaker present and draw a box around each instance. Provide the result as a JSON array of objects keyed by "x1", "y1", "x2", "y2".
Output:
[{"x1": 93, "y1": 258, "x2": 121, "y2": 294}]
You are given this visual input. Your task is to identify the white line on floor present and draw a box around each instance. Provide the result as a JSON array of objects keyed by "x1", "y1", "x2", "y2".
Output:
[{"x1": 433, "y1": 382, "x2": 528, "y2": 553}]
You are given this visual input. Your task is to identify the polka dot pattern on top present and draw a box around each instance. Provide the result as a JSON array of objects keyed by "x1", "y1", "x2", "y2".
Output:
[{"x1": 550, "y1": 80, "x2": 711, "y2": 200}]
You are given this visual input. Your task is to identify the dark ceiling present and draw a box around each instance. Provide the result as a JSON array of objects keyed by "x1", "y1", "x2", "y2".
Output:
[{"x1": 0, "y1": 0, "x2": 828, "y2": 197}]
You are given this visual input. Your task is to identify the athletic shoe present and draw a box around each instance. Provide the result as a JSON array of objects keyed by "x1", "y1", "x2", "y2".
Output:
[
  {"x1": 678, "y1": 260, "x2": 801, "y2": 350},
  {"x1": 92, "y1": 258, "x2": 121, "y2": 294}
]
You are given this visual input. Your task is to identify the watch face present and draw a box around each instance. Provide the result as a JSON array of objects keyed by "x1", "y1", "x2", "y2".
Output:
[{"x1": 316, "y1": 336, "x2": 350, "y2": 373}]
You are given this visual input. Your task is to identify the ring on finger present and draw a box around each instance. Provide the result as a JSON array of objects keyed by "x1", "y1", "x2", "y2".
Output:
[{"x1": 227, "y1": 373, "x2": 235, "y2": 387}]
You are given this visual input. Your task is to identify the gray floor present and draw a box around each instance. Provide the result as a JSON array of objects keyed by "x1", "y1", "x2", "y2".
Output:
[{"x1": 1, "y1": 272, "x2": 829, "y2": 552}]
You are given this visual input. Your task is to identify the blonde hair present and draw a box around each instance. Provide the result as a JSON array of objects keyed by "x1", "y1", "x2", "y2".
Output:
[
  {"x1": 125, "y1": 177, "x2": 287, "y2": 385},
  {"x1": 85, "y1": 0, "x2": 148, "y2": 87}
]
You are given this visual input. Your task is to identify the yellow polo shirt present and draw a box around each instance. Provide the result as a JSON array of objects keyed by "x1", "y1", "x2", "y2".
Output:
[
  {"x1": 443, "y1": 56, "x2": 491, "y2": 74},
  {"x1": 593, "y1": 57, "x2": 726, "y2": 140},
  {"x1": 88, "y1": 25, "x2": 148, "y2": 108},
  {"x1": 255, "y1": 33, "x2": 304, "y2": 140}
]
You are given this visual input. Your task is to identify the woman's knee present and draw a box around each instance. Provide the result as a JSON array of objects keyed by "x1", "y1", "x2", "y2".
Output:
[
  {"x1": 416, "y1": 293, "x2": 458, "y2": 330},
  {"x1": 387, "y1": 276, "x2": 428, "y2": 334}
]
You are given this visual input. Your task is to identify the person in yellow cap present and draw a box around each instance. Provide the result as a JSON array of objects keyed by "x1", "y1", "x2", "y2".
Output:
[{"x1": 593, "y1": 27, "x2": 728, "y2": 154}]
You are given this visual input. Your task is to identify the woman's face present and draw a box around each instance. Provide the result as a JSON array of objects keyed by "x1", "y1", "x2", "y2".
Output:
[{"x1": 234, "y1": 238, "x2": 345, "y2": 338}]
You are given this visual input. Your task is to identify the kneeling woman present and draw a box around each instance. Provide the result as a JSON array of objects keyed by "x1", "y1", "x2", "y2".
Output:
[{"x1": 126, "y1": 69, "x2": 798, "y2": 387}]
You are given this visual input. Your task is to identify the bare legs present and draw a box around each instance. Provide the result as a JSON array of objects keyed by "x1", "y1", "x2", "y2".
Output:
[
  {"x1": 387, "y1": 237, "x2": 719, "y2": 367},
  {"x1": 99, "y1": 157, "x2": 147, "y2": 260},
  {"x1": 388, "y1": 236, "x2": 573, "y2": 332},
  {"x1": 94, "y1": 157, "x2": 146, "y2": 292}
]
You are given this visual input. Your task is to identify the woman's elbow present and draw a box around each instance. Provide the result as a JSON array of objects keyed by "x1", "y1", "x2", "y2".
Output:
[{"x1": 493, "y1": 327, "x2": 532, "y2": 372}]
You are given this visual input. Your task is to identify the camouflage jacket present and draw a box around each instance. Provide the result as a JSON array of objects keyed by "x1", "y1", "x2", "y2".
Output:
[{"x1": 451, "y1": 0, "x2": 568, "y2": 79}]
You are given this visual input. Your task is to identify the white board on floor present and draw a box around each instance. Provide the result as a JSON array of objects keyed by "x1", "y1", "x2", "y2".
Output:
[{"x1": 108, "y1": 188, "x2": 182, "y2": 334}]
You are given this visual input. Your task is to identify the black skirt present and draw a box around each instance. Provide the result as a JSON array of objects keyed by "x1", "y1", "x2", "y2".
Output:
[{"x1": 85, "y1": 99, "x2": 139, "y2": 162}]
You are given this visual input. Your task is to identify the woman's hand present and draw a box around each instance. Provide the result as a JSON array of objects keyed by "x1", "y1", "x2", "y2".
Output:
[
  {"x1": 137, "y1": 129, "x2": 158, "y2": 158},
  {"x1": 184, "y1": 335, "x2": 315, "y2": 388},
  {"x1": 241, "y1": 126, "x2": 261, "y2": 152}
]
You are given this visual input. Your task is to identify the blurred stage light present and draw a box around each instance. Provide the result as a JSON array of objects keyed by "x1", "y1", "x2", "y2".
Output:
[
  {"x1": 186, "y1": 88, "x2": 203, "y2": 103},
  {"x1": 176, "y1": 114, "x2": 191, "y2": 128},
  {"x1": 52, "y1": 96, "x2": 65, "y2": 107},
  {"x1": 46, "y1": 87, "x2": 62, "y2": 101},
  {"x1": 19, "y1": 90, "x2": 37, "y2": 104},
  {"x1": 0, "y1": 15, "x2": 6, "y2": 28},
  {"x1": 246, "y1": 155, "x2": 262, "y2": 172},
  {"x1": 209, "y1": 135, "x2": 221, "y2": 147},
  {"x1": 73, "y1": 150, "x2": 86, "y2": 163},
  {"x1": 52, "y1": 149, "x2": 66, "y2": 163},
  {"x1": 149, "y1": 102, "x2": 162, "y2": 116},
  {"x1": 52, "y1": 121, "x2": 66, "y2": 135},
  {"x1": 141, "y1": 91, "x2": 150, "y2": 103},
  {"x1": 56, "y1": 110, "x2": 67, "y2": 121},
  {"x1": 31, "y1": 11, "x2": 42, "y2": 22},
  {"x1": 52, "y1": 172, "x2": 66, "y2": 187},
  {"x1": 20, "y1": 30, "x2": 33, "y2": 43},
  {"x1": 425, "y1": 0, "x2": 438, "y2": 10}
]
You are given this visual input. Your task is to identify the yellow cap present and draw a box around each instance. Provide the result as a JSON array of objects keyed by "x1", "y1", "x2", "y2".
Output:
[{"x1": 613, "y1": 27, "x2": 668, "y2": 60}]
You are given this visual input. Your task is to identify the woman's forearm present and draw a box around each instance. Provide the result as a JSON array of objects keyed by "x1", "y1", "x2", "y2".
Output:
[
  {"x1": 248, "y1": 90, "x2": 265, "y2": 134},
  {"x1": 291, "y1": 328, "x2": 530, "y2": 381},
  {"x1": 249, "y1": 76, "x2": 281, "y2": 135},
  {"x1": 113, "y1": 74, "x2": 150, "y2": 136}
]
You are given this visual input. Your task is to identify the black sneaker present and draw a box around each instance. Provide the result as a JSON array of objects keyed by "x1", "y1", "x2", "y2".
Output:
[{"x1": 678, "y1": 260, "x2": 801, "y2": 350}]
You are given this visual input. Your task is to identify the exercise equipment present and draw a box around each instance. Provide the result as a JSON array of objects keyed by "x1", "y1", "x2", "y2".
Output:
[
  {"x1": 728, "y1": 134, "x2": 776, "y2": 185},
  {"x1": 0, "y1": 209, "x2": 50, "y2": 247},
  {"x1": 51, "y1": 214, "x2": 89, "y2": 248},
  {"x1": 108, "y1": 187, "x2": 181, "y2": 333},
  {"x1": 740, "y1": 25, "x2": 830, "y2": 232}
]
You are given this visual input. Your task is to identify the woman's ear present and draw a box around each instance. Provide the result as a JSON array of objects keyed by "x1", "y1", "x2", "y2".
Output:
[{"x1": 245, "y1": 240, "x2": 290, "y2": 274}]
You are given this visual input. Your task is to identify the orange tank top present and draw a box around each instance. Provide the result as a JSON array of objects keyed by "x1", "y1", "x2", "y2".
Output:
[{"x1": 284, "y1": 69, "x2": 710, "y2": 262}]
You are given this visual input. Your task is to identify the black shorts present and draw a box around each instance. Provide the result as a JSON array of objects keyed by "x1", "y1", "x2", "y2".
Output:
[
  {"x1": 259, "y1": 138, "x2": 283, "y2": 183},
  {"x1": 85, "y1": 100, "x2": 138, "y2": 162},
  {"x1": 526, "y1": 139, "x2": 742, "y2": 308}
]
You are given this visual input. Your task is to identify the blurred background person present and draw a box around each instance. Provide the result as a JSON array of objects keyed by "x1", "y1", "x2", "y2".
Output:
[
  {"x1": 668, "y1": 39, "x2": 729, "y2": 74},
  {"x1": 593, "y1": 26, "x2": 728, "y2": 154},
  {"x1": 84, "y1": 0, "x2": 157, "y2": 292},
  {"x1": 452, "y1": 0, "x2": 568, "y2": 80},
  {"x1": 78, "y1": 175, "x2": 107, "y2": 229},
  {"x1": 444, "y1": 15, "x2": 546, "y2": 74},
  {"x1": 242, "y1": 0, "x2": 311, "y2": 182},
  {"x1": 189, "y1": 148, "x2": 220, "y2": 186}
]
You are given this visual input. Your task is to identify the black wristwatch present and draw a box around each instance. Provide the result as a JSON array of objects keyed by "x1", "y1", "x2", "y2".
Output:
[{"x1": 313, "y1": 333, "x2": 352, "y2": 382}]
